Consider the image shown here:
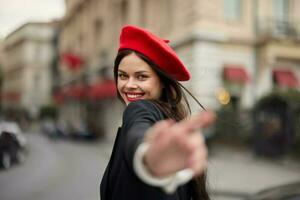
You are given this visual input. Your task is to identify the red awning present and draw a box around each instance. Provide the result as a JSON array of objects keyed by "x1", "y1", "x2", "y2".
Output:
[
  {"x1": 3, "y1": 91, "x2": 21, "y2": 101},
  {"x1": 61, "y1": 53, "x2": 84, "y2": 71},
  {"x1": 53, "y1": 85, "x2": 87, "y2": 103},
  {"x1": 223, "y1": 65, "x2": 250, "y2": 83},
  {"x1": 88, "y1": 80, "x2": 117, "y2": 101},
  {"x1": 67, "y1": 85, "x2": 87, "y2": 99},
  {"x1": 53, "y1": 91, "x2": 65, "y2": 104},
  {"x1": 273, "y1": 69, "x2": 299, "y2": 88},
  {"x1": 65, "y1": 85, "x2": 87, "y2": 99}
]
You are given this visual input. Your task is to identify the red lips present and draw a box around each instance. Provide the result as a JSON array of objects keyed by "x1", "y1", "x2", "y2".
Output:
[{"x1": 125, "y1": 92, "x2": 144, "y2": 102}]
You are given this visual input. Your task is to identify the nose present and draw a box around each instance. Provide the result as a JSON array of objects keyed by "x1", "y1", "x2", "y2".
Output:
[{"x1": 124, "y1": 77, "x2": 138, "y2": 89}]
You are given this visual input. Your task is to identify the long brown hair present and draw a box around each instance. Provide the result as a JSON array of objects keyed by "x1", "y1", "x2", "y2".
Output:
[{"x1": 114, "y1": 49, "x2": 210, "y2": 200}]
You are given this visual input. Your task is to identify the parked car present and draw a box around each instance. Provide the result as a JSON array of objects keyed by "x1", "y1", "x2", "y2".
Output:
[
  {"x1": 41, "y1": 118, "x2": 63, "y2": 139},
  {"x1": 245, "y1": 181, "x2": 300, "y2": 200},
  {"x1": 0, "y1": 121, "x2": 27, "y2": 169},
  {"x1": 69, "y1": 122, "x2": 95, "y2": 140}
]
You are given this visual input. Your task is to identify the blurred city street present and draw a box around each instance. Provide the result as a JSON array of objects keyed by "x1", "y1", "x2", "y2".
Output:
[
  {"x1": 0, "y1": 128, "x2": 111, "y2": 200},
  {"x1": 209, "y1": 145, "x2": 300, "y2": 200},
  {"x1": 1, "y1": 1, "x2": 300, "y2": 200},
  {"x1": 1, "y1": 127, "x2": 300, "y2": 200}
]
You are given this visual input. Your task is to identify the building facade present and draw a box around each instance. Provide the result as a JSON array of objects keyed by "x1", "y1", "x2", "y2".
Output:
[
  {"x1": 2, "y1": 22, "x2": 59, "y2": 119},
  {"x1": 57, "y1": 0, "x2": 300, "y2": 137},
  {"x1": 255, "y1": 0, "x2": 300, "y2": 97},
  {"x1": 0, "y1": 39, "x2": 5, "y2": 106}
]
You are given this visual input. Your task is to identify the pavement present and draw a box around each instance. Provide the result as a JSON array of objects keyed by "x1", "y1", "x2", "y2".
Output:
[
  {"x1": 103, "y1": 133, "x2": 300, "y2": 200},
  {"x1": 207, "y1": 144, "x2": 300, "y2": 199},
  {"x1": 23, "y1": 123, "x2": 300, "y2": 200}
]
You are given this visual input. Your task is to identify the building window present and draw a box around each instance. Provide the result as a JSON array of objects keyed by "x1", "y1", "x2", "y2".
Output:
[
  {"x1": 77, "y1": 34, "x2": 83, "y2": 54},
  {"x1": 35, "y1": 45, "x2": 42, "y2": 62},
  {"x1": 273, "y1": 0, "x2": 292, "y2": 36},
  {"x1": 162, "y1": 0, "x2": 173, "y2": 31},
  {"x1": 34, "y1": 72, "x2": 40, "y2": 86},
  {"x1": 94, "y1": 18, "x2": 103, "y2": 46},
  {"x1": 121, "y1": 0, "x2": 128, "y2": 25},
  {"x1": 273, "y1": 0, "x2": 289, "y2": 22},
  {"x1": 223, "y1": 0, "x2": 242, "y2": 21},
  {"x1": 140, "y1": 0, "x2": 147, "y2": 26}
]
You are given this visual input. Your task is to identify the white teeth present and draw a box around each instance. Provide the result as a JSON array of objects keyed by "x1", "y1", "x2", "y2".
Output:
[{"x1": 127, "y1": 94, "x2": 143, "y2": 98}]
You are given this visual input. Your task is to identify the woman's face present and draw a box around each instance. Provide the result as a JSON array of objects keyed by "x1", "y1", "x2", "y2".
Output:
[{"x1": 117, "y1": 53, "x2": 163, "y2": 105}]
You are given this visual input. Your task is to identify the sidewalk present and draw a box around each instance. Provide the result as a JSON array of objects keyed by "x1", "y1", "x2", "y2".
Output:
[
  {"x1": 207, "y1": 145, "x2": 300, "y2": 199},
  {"x1": 100, "y1": 132, "x2": 300, "y2": 199}
]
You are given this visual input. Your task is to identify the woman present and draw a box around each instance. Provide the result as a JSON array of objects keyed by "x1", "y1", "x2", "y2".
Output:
[{"x1": 100, "y1": 25, "x2": 215, "y2": 200}]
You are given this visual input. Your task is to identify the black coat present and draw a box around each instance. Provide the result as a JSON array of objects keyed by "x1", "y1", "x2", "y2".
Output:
[{"x1": 100, "y1": 100, "x2": 194, "y2": 200}]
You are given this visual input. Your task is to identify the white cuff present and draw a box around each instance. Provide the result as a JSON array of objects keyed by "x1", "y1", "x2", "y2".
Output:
[{"x1": 133, "y1": 143, "x2": 194, "y2": 194}]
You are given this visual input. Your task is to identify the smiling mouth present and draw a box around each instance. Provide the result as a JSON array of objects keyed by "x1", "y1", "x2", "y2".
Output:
[{"x1": 125, "y1": 92, "x2": 144, "y2": 102}]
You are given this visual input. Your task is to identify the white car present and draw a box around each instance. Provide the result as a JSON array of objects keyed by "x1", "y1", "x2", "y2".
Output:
[{"x1": 0, "y1": 121, "x2": 27, "y2": 169}]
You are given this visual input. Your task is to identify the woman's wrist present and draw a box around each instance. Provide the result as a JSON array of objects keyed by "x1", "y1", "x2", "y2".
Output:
[
  {"x1": 142, "y1": 146, "x2": 164, "y2": 177},
  {"x1": 133, "y1": 142, "x2": 194, "y2": 194}
]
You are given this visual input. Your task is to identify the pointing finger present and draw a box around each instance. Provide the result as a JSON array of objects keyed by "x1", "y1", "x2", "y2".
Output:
[{"x1": 175, "y1": 111, "x2": 216, "y2": 134}]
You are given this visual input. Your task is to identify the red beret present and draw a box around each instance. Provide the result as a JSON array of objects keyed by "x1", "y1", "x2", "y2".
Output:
[{"x1": 118, "y1": 25, "x2": 190, "y2": 81}]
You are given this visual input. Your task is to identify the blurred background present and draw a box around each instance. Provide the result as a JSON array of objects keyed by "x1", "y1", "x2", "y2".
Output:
[{"x1": 0, "y1": 0, "x2": 300, "y2": 200}]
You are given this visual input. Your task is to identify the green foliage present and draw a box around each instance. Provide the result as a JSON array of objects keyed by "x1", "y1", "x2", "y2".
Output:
[
  {"x1": 255, "y1": 89, "x2": 300, "y2": 109},
  {"x1": 254, "y1": 90, "x2": 300, "y2": 157},
  {"x1": 39, "y1": 105, "x2": 58, "y2": 120},
  {"x1": 214, "y1": 103, "x2": 252, "y2": 146}
]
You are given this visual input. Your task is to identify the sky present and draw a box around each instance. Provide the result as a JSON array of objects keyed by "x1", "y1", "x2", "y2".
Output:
[{"x1": 0, "y1": 0, "x2": 66, "y2": 39}]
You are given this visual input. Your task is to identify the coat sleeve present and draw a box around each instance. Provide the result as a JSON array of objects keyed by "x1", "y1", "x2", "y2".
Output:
[{"x1": 121, "y1": 100, "x2": 165, "y2": 171}]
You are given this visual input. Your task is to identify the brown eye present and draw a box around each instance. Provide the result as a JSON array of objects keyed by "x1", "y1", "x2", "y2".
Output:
[
  {"x1": 118, "y1": 73, "x2": 127, "y2": 80},
  {"x1": 137, "y1": 74, "x2": 148, "y2": 80}
]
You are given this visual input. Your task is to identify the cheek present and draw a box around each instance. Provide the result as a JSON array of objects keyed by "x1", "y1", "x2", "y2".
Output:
[
  {"x1": 117, "y1": 80, "x2": 122, "y2": 90},
  {"x1": 117, "y1": 82, "x2": 124, "y2": 95},
  {"x1": 148, "y1": 80, "x2": 163, "y2": 98},
  {"x1": 154, "y1": 86, "x2": 163, "y2": 98}
]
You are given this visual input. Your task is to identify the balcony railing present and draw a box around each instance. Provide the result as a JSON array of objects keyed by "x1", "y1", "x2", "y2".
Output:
[{"x1": 257, "y1": 18, "x2": 300, "y2": 40}]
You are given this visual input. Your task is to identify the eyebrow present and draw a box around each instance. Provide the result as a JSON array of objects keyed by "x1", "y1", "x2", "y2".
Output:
[{"x1": 118, "y1": 69, "x2": 151, "y2": 74}]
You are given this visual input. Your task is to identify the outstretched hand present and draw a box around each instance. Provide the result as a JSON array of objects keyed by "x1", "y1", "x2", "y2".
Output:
[{"x1": 143, "y1": 111, "x2": 215, "y2": 178}]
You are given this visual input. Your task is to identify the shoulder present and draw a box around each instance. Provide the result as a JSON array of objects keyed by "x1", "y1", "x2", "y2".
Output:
[
  {"x1": 123, "y1": 100, "x2": 165, "y2": 124},
  {"x1": 125, "y1": 100, "x2": 157, "y2": 112}
]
